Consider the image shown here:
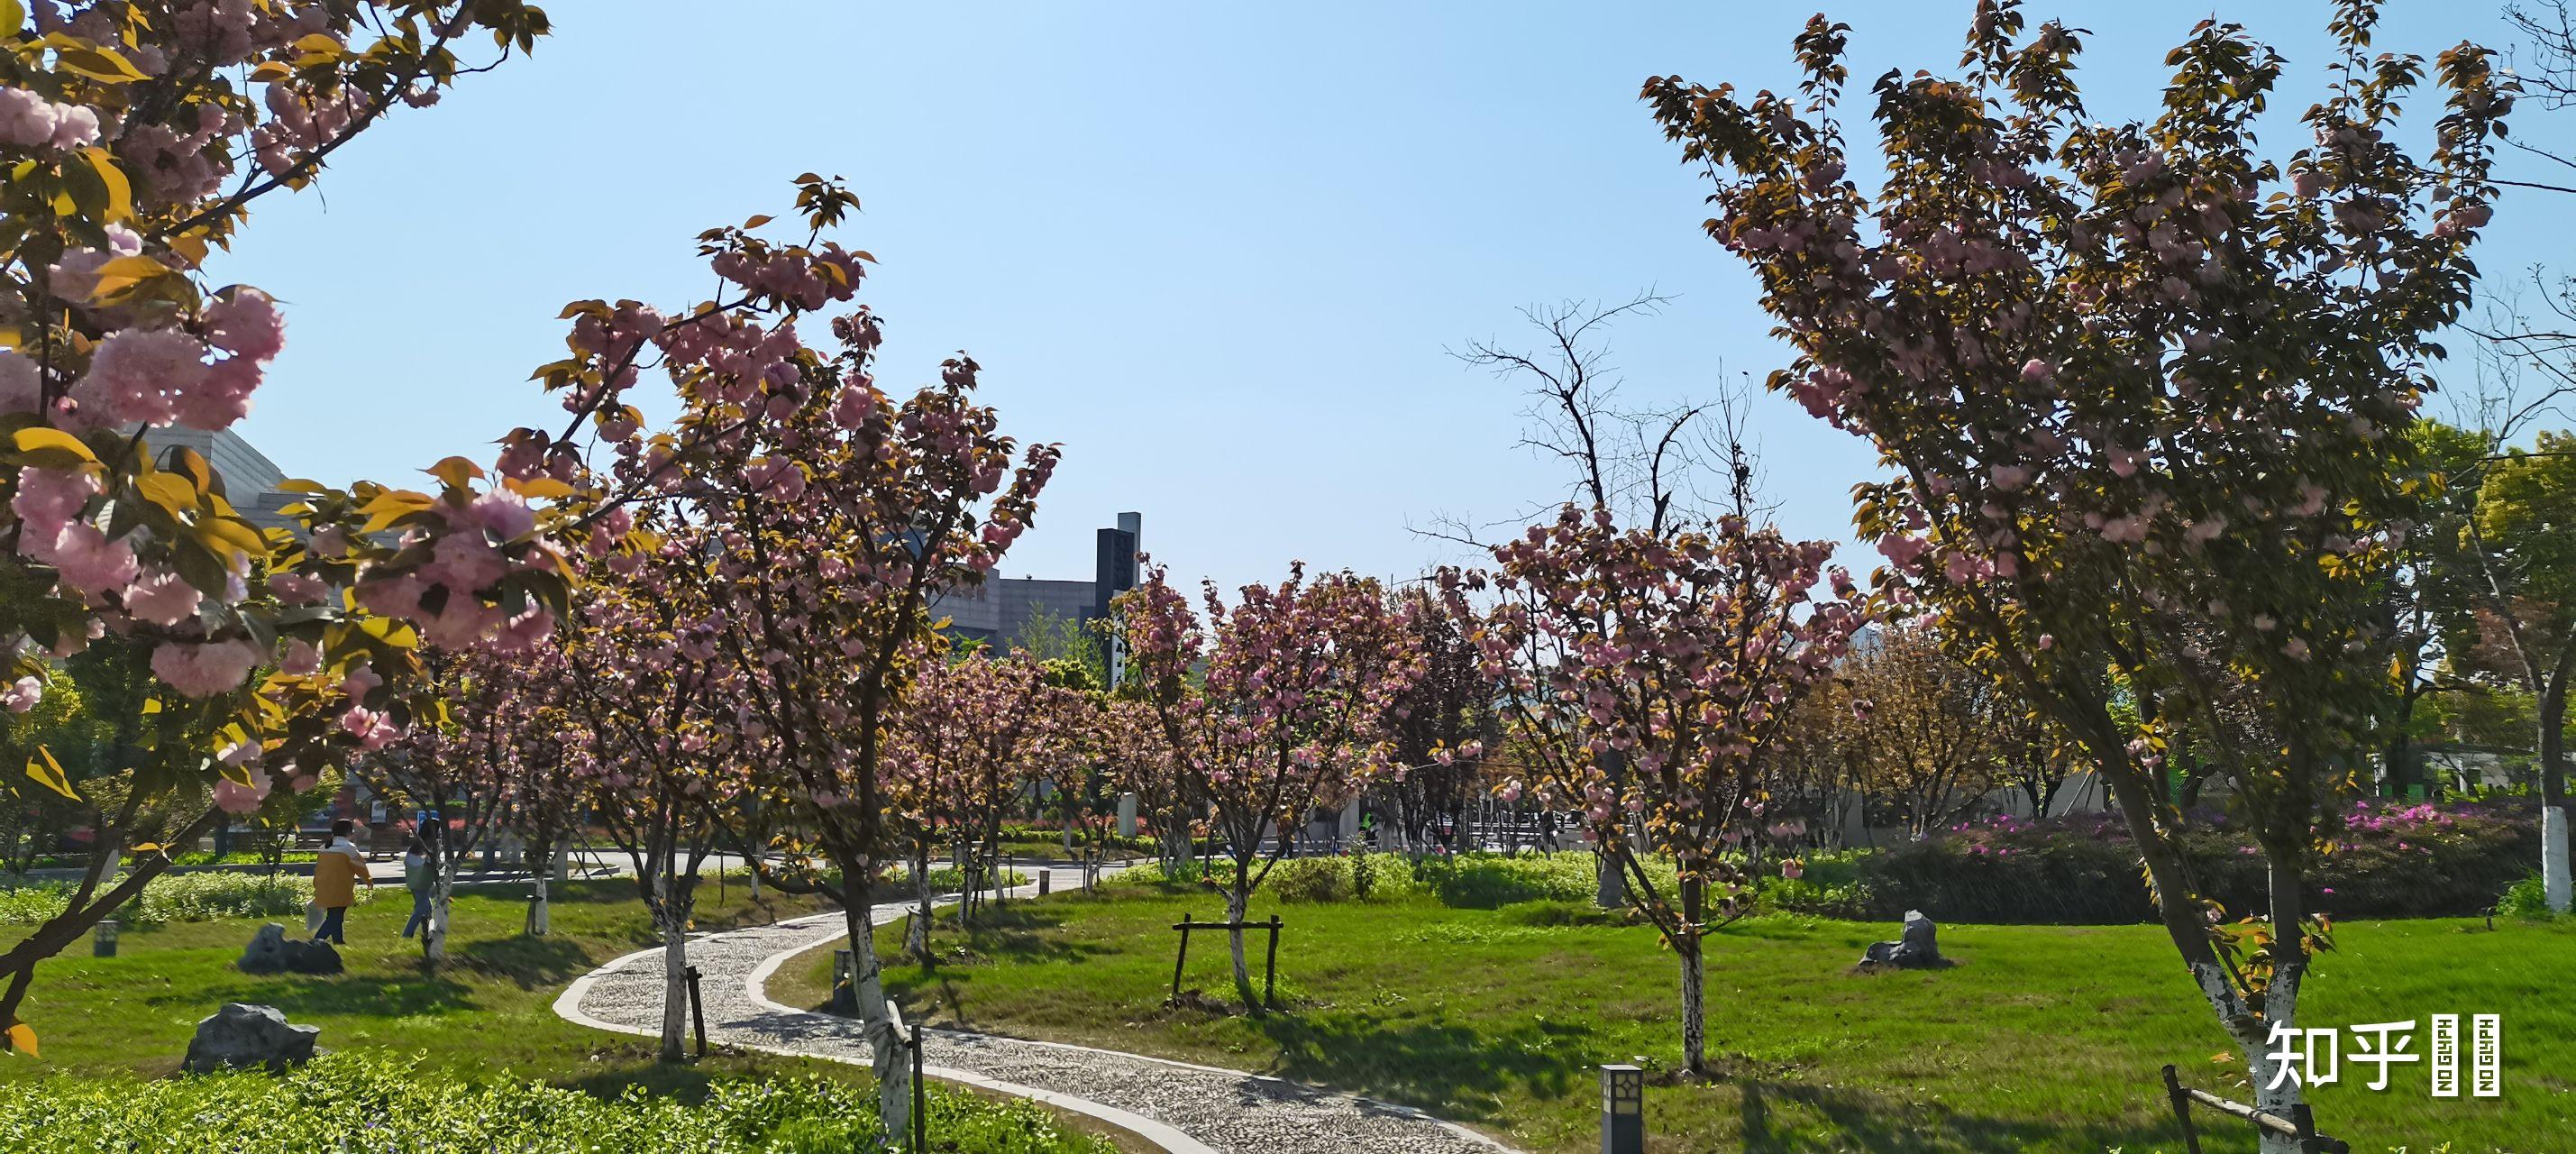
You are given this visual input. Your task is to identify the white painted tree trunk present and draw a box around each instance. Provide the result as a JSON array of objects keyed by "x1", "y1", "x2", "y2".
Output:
[
  {"x1": 525, "y1": 868, "x2": 551, "y2": 936},
  {"x1": 1224, "y1": 888, "x2": 1253, "y2": 1005},
  {"x1": 2544, "y1": 806, "x2": 2571, "y2": 914},
  {"x1": 1678, "y1": 941, "x2": 1706, "y2": 1075},
  {"x1": 424, "y1": 867, "x2": 457, "y2": 964},
  {"x1": 656, "y1": 899, "x2": 690, "y2": 1062},
  {"x1": 843, "y1": 898, "x2": 912, "y2": 1146}
]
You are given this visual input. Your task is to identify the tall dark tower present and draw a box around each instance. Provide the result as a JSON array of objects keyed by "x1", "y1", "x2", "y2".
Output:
[
  {"x1": 1092, "y1": 512, "x2": 1141, "y2": 622},
  {"x1": 1095, "y1": 512, "x2": 1141, "y2": 684}
]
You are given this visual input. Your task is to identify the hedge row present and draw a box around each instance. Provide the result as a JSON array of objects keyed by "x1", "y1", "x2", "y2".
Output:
[
  {"x1": 1775, "y1": 801, "x2": 2540, "y2": 923},
  {"x1": 0, "y1": 872, "x2": 334, "y2": 927}
]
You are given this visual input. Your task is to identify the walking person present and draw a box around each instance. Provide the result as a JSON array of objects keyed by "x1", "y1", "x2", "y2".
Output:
[
  {"x1": 311, "y1": 819, "x2": 374, "y2": 945},
  {"x1": 400, "y1": 835, "x2": 434, "y2": 939}
]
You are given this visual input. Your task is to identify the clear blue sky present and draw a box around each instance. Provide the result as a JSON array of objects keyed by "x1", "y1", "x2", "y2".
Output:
[{"x1": 210, "y1": 1, "x2": 2561, "y2": 599}]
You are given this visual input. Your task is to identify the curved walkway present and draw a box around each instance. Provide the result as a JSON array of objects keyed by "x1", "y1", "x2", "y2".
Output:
[{"x1": 554, "y1": 877, "x2": 1518, "y2": 1154}]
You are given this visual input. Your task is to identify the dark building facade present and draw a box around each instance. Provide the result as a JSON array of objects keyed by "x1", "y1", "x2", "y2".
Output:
[{"x1": 935, "y1": 512, "x2": 1144, "y2": 652}]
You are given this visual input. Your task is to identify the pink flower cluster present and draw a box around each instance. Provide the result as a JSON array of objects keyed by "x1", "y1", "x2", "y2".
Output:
[{"x1": 0, "y1": 86, "x2": 102, "y2": 150}]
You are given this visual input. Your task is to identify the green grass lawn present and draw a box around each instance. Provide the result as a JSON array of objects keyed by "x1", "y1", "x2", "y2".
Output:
[
  {"x1": 0, "y1": 875, "x2": 844, "y2": 1093},
  {"x1": 0, "y1": 875, "x2": 1147, "y2": 1151},
  {"x1": 774, "y1": 876, "x2": 2576, "y2": 1154}
]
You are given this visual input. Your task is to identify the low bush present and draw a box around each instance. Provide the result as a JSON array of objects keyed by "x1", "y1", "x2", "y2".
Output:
[
  {"x1": 0, "y1": 1053, "x2": 1114, "y2": 1153},
  {"x1": 2497, "y1": 874, "x2": 2559, "y2": 920},
  {"x1": 0, "y1": 872, "x2": 338, "y2": 927},
  {"x1": 1832, "y1": 801, "x2": 2538, "y2": 923}
]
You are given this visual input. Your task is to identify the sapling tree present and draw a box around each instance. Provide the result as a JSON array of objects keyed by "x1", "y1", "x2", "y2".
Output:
[
  {"x1": 554, "y1": 534, "x2": 735, "y2": 1062},
  {"x1": 691, "y1": 322, "x2": 1056, "y2": 1138},
  {"x1": 1643, "y1": 0, "x2": 2507, "y2": 1133},
  {"x1": 1380, "y1": 584, "x2": 1498, "y2": 858},
  {"x1": 1453, "y1": 508, "x2": 1868, "y2": 1075},
  {"x1": 883, "y1": 642, "x2": 1072, "y2": 957},
  {"x1": 1117, "y1": 561, "x2": 1419, "y2": 1008},
  {"x1": 355, "y1": 646, "x2": 539, "y2": 965}
]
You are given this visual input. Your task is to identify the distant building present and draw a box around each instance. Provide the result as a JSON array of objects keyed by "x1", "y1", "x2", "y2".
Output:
[
  {"x1": 934, "y1": 512, "x2": 1144, "y2": 654},
  {"x1": 147, "y1": 426, "x2": 303, "y2": 535}
]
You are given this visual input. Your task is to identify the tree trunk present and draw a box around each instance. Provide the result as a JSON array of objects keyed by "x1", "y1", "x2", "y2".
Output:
[
  {"x1": 2244, "y1": 862, "x2": 2309, "y2": 1154},
  {"x1": 658, "y1": 908, "x2": 690, "y2": 1063},
  {"x1": 425, "y1": 869, "x2": 456, "y2": 964},
  {"x1": 908, "y1": 845, "x2": 934, "y2": 965},
  {"x1": 2540, "y1": 663, "x2": 2571, "y2": 913},
  {"x1": 1224, "y1": 885, "x2": 1256, "y2": 1008},
  {"x1": 842, "y1": 897, "x2": 912, "y2": 1147},
  {"x1": 525, "y1": 846, "x2": 552, "y2": 937},
  {"x1": 1678, "y1": 936, "x2": 1706, "y2": 1076}
]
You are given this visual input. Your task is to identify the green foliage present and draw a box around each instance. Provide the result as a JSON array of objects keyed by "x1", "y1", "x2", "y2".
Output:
[
  {"x1": 2498, "y1": 874, "x2": 2559, "y2": 920},
  {"x1": 1828, "y1": 803, "x2": 2537, "y2": 923},
  {"x1": 0, "y1": 871, "x2": 338, "y2": 927},
  {"x1": 0, "y1": 1052, "x2": 1112, "y2": 1154}
]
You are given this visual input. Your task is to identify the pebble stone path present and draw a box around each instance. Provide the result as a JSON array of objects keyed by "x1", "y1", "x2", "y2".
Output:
[{"x1": 557, "y1": 874, "x2": 1519, "y2": 1154}]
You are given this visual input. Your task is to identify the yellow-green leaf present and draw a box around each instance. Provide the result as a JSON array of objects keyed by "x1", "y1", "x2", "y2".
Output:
[
  {"x1": 45, "y1": 37, "x2": 148, "y2": 83},
  {"x1": 361, "y1": 617, "x2": 419, "y2": 649},
  {"x1": 0, "y1": 0, "x2": 23, "y2": 39},
  {"x1": 77, "y1": 148, "x2": 131, "y2": 224},
  {"x1": 12, "y1": 426, "x2": 96, "y2": 464},
  {"x1": 5, "y1": 1021, "x2": 36, "y2": 1058},
  {"x1": 84, "y1": 253, "x2": 167, "y2": 303},
  {"x1": 134, "y1": 470, "x2": 197, "y2": 518},
  {"x1": 142, "y1": 698, "x2": 161, "y2": 715},
  {"x1": 25, "y1": 747, "x2": 77, "y2": 801},
  {"x1": 425, "y1": 456, "x2": 482, "y2": 490},
  {"x1": 506, "y1": 476, "x2": 576, "y2": 500}
]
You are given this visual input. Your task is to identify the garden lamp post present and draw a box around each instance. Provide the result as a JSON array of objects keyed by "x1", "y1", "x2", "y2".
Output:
[{"x1": 1601, "y1": 1064, "x2": 1642, "y2": 1154}]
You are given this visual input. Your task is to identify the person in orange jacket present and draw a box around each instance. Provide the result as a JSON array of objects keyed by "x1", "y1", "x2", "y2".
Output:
[{"x1": 311, "y1": 819, "x2": 375, "y2": 945}]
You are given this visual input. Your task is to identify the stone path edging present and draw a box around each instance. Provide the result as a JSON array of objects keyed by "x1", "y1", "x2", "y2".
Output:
[{"x1": 555, "y1": 875, "x2": 1525, "y2": 1153}]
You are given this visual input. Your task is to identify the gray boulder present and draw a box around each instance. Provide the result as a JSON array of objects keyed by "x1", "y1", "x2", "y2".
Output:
[
  {"x1": 280, "y1": 939, "x2": 343, "y2": 975},
  {"x1": 237, "y1": 923, "x2": 289, "y2": 975},
  {"x1": 1860, "y1": 910, "x2": 1945, "y2": 969},
  {"x1": 183, "y1": 1003, "x2": 319, "y2": 1074}
]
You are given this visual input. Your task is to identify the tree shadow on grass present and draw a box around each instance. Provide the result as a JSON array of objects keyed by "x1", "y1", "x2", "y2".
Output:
[
  {"x1": 452, "y1": 933, "x2": 593, "y2": 989},
  {"x1": 1246, "y1": 1009, "x2": 1594, "y2": 1123},
  {"x1": 1737, "y1": 1077, "x2": 2163, "y2": 1154},
  {"x1": 151, "y1": 973, "x2": 482, "y2": 1020}
]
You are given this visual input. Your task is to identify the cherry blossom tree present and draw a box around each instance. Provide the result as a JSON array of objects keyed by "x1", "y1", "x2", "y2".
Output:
[
  {"x1": 552, "y1": 530, "x2": 738, "y2": 1062},
  {"x1": 1643, "y1": 0, "x2": 2507, "y2": 1133},
  {"x1": 883, "y1": 642, "x2": 1074, "y2": 959},
  {"x1": 1096, "y1": 695, "x2": 1187, "y2": 877},
  {"x1": 670, "y1": 323, "x2": 1055, "y2": 1135},
  {"x1": 1452, "y1": 508, "x2": 1868, "y2": 1075},
  {"x1": 1380, "y1": 583, "x2": 1499, "y2": 857},
  {"x1": 1117, "y1": 561, "x2": 1419, "y2": 1008},
  {"x1": 357, "y1": 643, "x2": 571, "y2": 964}
]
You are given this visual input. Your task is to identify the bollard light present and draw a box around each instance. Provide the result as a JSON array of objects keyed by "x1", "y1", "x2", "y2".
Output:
[
  {"x1": 1600, "y1": 1064, "x2": 1643, "y2": 1154},
  {"x1": 93, "y1": 919, "x2": 118, "y2": 958},
  {"x1": 1039, "y1": 869, "x2": 1052, "y2": 896}
]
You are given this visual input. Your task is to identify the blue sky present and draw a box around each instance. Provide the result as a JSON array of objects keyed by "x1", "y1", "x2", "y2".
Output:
[{"x1": 211, "y1": 1, "x2": 2562, "y2": 599}]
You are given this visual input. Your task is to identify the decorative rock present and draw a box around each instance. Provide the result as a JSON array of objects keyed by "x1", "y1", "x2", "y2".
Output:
[
  {"x1": 183, "y1": 1003, "x2": 319, "y2": 1074},
  {"x1": 1860, "y1": 910, "x2": 1945, "y2": 969},
  {"x1": 280, "y1": 938, "x2": 343, "y2": 975},
  {"x1": 237, "y1": 923, "x2": 288, "y2": 975}
]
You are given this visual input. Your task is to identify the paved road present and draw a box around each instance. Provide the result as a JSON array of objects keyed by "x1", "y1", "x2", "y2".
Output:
[{"x1": 558, "y1": 866, "x2": 1514, "y2": 1154}]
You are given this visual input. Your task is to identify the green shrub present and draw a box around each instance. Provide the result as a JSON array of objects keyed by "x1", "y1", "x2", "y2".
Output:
[
  {"x1": 2497, "y1": 874, "x2": 2558, "y2": 920},
  {"x1": 0, "y1": 872, "x2": 344, "y2": 928},
  {"x1": 1266, "y1": 856, "x2": 1355, "y2": 903},
  {"x1": 1851, "y1": 801, "x2": 2537, "y2": 924},
  {"x1": 0, "y1": 1052, "x2": 1115, "y2": 1154}
]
